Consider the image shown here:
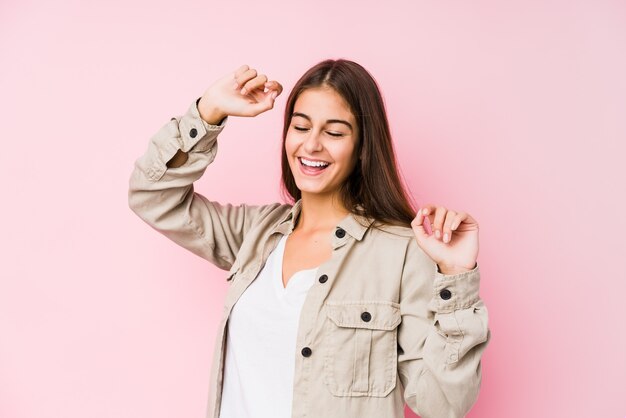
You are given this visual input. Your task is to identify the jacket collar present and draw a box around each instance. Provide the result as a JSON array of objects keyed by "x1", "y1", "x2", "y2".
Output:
[{"x1": 278, "y1": 199, "x2": 374, "y2": 241}]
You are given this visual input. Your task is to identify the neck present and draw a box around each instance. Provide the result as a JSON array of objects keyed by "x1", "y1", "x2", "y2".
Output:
[{"x1": 296, "y1": 192, "x2": 350, "y2": 233}]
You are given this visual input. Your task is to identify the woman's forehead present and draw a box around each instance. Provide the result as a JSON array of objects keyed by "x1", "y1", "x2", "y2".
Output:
[{"x1": 293, "y1": 87, "x2": 355, "y2": 122}]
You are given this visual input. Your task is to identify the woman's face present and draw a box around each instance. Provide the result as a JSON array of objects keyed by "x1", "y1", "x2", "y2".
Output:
[{"x1": 285, "y1": 86, "x2": 359, "y2": 200}]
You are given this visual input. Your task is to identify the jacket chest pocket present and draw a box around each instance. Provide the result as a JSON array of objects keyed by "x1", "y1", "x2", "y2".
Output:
[{"x1": 322, "y1": 301, "x2": 401, "y2": 397}]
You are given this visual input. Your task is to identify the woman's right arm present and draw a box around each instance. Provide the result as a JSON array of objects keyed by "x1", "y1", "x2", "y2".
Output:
[{"x1": 127, "y1": 65, "x2": 283, "y2": 271}]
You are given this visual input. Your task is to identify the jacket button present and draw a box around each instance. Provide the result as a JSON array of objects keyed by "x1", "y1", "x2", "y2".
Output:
[
  {"x1": 190, "y1": 128, "x2": 198, "y2": 138},
  {"x1": 361, "y1": 311, "x2": 371, "y2": 322},
  {"x1": 440, "y1": 288, "x2": 452, "y2": 300},
  {"x1": 301, "y1": 347, "x2": 312, "y2": 357},
  {"x1": 318, "y1": 274, "x2": 328, "y2": 283},
  {"x1": 335, "y1": 227, "x2": 346, "y2": 238}
]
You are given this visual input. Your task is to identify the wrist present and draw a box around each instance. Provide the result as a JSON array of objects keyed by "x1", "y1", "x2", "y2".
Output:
[
  {"x1": 197, "y1": 99, "x2": 226, "y2": 125},
  {"x1": 437, "y1": 262, "x2": 477, "y2": 275}
]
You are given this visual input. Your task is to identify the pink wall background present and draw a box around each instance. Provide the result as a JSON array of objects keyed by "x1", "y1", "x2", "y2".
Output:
[{"x1": 1, "y1": 0, "x2": 624, "y2": 417}]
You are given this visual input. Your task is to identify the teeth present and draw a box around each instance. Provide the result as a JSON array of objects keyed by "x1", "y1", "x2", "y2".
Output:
[{"x1": 300, "y1": 158, "x2": 329, "y2": 168}]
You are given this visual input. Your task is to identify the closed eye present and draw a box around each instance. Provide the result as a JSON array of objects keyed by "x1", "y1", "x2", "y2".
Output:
[{"x1": 293, "y1": 126, "x2": 344, "y2": 137}]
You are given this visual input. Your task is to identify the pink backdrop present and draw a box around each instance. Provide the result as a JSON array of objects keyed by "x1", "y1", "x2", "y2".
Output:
[{"x1": 1, "y1": 0, "x2": 624, "y2": 417}]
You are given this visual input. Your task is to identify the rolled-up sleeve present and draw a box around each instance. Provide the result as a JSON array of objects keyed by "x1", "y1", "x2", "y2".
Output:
[
  {"x1": 128, "y1": 97, "x2": 276, "y2": 271},
  {"x1": 397, "y1": 238, "x2": 491, "y2": 418}
]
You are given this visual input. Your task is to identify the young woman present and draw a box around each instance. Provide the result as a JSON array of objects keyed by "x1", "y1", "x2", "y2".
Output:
[{"x1": 128, "y1": 59, "x2": 490, "y2": 418}]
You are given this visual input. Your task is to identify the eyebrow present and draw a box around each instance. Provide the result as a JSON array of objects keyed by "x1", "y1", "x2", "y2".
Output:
[{"x1": 291, "y1": 112, "x2": 353, "y2": 131}]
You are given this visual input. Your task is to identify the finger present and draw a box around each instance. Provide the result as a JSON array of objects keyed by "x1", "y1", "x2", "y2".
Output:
[
  {"x1": 235, "y1": 68, "x2": 258, "y2": 92},
  {"x1": 234, "y1": 64, "x2": 249, "y2": 77},
  {"x1": 432, "y1": 206, "x2": 447, "y2": 240},
  {"x1": 232, "y1": 64, "x2": 250, "y2": 88},
  {"x1": 442, "y1": 210, "x2": 457, "y2": 243},
  {"x1": 450, "y1": 212, "x2": 467, "y2": 231},
  {"x1": 261, "y1": 87, "x2": 278, "y2": 109},
  {"x1": 247, "y1": 97, "x2": 275, "y2": 116},
  {"x1": 272, "y1": 81, "x2": 284, "y2": 95},
  {"x1": 244, "y1": 90, "x2": 278, "y2": 115},
  {"x1": 264, "y1": 80, "x2": 283, "y2": 96},
  {"x1": 411, "y1": 208, "x2": 430, "y2": 240},
  {"x1": 420, "y1": 204, "x2": 436, "y2": 232},
  {"x1": 240, "y1": 74, "x2": 268, "y2": 95}
]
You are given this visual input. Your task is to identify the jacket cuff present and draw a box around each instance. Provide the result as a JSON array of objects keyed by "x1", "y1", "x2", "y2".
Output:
[
  {"x1": 427, "y1": 263, "x2": 481, "y2": 313},
  {"x1": 176, "y1": 97, "x2": 228, "y2": 153}
]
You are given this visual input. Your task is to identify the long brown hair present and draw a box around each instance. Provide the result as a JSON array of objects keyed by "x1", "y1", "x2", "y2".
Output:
[{"x1": 279, "y1": 58, "x2": 416, "y2": 228}]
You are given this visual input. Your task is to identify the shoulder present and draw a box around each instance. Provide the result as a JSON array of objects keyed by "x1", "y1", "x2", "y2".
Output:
[
  {"x1": 364, "y1": 222, "x2": 433, "y2": 265},
  {"x1": 359, "y1": 222, "x2": 415, "y2": 260},
  {"x1": 368, "y1": 222, "x2": 415, "y2": 241},
  {"x1": 246, "y1": 201, "x2": 293, "y2": 226}
]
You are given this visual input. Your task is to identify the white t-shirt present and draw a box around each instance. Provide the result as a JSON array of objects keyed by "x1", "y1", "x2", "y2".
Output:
[{"x1": 218, "y1": 234, "x2": 319, "y2": 418}]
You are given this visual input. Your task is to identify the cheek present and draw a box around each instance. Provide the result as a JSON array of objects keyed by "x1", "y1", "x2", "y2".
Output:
[
  {"x1": 332, "y1": 144, "x2": 357, "y2": 168},
  {"x1": 284, "y1": 135, "x2": 299, "y2": 155}
]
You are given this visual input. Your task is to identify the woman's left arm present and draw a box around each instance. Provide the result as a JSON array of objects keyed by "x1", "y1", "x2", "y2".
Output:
[
  {"x1": 397, "y1": 205, "x2": 491, "y2": 417},
  {"x1": 397, "y1": 242, "x2": 490, "y2": 417}
]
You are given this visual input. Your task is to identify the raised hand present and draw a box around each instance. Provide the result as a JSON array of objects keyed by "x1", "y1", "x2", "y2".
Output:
[
  {"x1": 410, "y1": 204, "x2": 479, "y2": 275},
  {"x1": 198, "y1": 64, "x2": 284, "y2": 124}
]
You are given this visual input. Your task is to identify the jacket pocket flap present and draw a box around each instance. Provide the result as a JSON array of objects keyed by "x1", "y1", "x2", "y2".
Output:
[{"x1": 326, "y1": 301, "x2": 401, "y2": 330}]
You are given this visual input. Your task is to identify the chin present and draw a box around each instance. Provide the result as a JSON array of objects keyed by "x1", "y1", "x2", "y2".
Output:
[{"x1": 295, "y1": 184, "x2": 325, "y2": 194}]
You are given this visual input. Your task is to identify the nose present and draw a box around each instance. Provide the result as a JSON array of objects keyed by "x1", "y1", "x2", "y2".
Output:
[{"x1": 303, "y1": 129, "x2": 323, "y2": 153}]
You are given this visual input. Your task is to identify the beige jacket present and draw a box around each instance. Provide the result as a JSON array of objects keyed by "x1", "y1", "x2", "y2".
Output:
[{"x1": 128, "y1": 98, "x2": 491, "y2": 418}]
